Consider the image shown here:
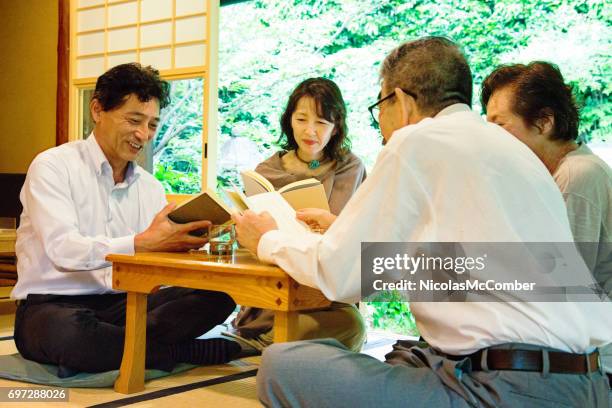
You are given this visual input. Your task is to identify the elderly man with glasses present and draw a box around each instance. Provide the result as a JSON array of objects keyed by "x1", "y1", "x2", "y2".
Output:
[{"x1": 233, "y1": 37, "x2": 611, "y2": 407}]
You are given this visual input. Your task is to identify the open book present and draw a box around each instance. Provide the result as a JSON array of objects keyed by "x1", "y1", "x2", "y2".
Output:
[
  {"x1": 168, "y1": 186, "x2": 311, "y2": 238},
  {"x1": 222, "y1": 185, "x2": 310, "y2": 236},
  {"x1": 241, "y1": 170, "x2": 330, "y2": 212},
  {"x1": 168, "y1": 189, "x2": 233, "y2": 236}
]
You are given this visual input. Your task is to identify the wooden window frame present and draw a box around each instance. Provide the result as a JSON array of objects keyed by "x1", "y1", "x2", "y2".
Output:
[{"x1": 57, "y1": 0, "x2": 219, "y2": 192}]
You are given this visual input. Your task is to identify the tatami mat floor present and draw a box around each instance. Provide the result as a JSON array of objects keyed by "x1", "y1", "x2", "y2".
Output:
[
  {"x1": 0, "y1": 309, "x2": 405, "y2": 407},
  {"x1": 0, "y1": 311, "x2": 262, "y2": 407}
]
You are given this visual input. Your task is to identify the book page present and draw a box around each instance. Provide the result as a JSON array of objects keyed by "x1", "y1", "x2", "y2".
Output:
[
  {"x1": 245, "y1": 191, "x2": 310, "y2": 235},
  {"x1": 221, "y1": 184, "x2": 249, "y2": 213},
  {"x1": 277, "y1": 178, "x2": 321, "y2": 194},
  {"x1": 241, "y1": 170, "x2": 274, "y2": 196},
  {"x1": 281, "y1": 184, "x2": 330, "y2": 211}
]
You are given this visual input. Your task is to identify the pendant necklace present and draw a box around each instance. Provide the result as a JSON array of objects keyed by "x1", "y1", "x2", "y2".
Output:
[{"x1": 296, "y1": 150, "x2": 321, "y2": 169}]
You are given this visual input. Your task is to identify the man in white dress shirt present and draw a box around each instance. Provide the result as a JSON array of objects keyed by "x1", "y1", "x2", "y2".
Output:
[
  {"x1": 233, "y1": 38, "x2": 612, "y2": 407},
  {"x1": 13, "y1": 63, "x2": 238, "y2": 376}
]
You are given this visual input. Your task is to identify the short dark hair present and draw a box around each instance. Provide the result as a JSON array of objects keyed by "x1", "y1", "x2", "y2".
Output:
[
  {"x1": 279, "y1": 77, "x2": 350, "y2": 161},
  {"x1": 92, "y1": 63, "x2": 171, "y2": 111},
  {"x1": 481, "y1": 61, "x2": 579, "y2": 141},
  {"x1": 380, "y1": 36, "x2": 472, "y2": 115}
]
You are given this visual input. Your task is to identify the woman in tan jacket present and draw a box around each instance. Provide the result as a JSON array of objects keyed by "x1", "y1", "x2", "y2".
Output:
[{"x1": 230, "y1": 77, "x2": 367, "y2": 352}]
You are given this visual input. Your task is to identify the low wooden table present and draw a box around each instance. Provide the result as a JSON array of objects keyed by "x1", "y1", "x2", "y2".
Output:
[{"x1": 108, "y1": 249, "x2": 331, "y2": 394}]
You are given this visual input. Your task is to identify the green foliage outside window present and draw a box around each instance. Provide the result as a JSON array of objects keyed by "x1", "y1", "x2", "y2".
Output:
[
  {"x1": 366, "y1": 290, "x2": 419, "y2": 336},
  {"x1": 154, "y1": 78, "x2": 204, "y2": 194}
]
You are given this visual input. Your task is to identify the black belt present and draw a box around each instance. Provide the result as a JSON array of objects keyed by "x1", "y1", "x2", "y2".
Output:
[{"x1": 452, "y1": 348, "x2": 601, "y2": 374}]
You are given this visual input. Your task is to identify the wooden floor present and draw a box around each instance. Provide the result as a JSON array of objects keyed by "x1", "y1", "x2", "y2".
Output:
[{"x1": 0, "y1": 305, "x2": 405, "y2": 407}]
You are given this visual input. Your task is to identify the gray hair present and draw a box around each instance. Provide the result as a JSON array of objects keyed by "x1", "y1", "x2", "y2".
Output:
[{"x1": 380, "y1": 37, "x2": 472, "y2": 115}]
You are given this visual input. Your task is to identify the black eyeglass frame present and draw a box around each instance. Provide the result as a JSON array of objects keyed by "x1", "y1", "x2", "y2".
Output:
[{"x1": 368, "y1": 88, "x2": 418, "y2": 125}]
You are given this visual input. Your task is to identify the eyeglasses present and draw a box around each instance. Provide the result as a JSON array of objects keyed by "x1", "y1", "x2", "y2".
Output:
[{"x1": 368, "y1": 89, "x2": 417, "y2": 126}]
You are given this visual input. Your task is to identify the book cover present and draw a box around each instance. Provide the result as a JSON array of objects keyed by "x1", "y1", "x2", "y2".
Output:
[{"x1": 168, "y1": 189, "x2": 232, "y2": 235}]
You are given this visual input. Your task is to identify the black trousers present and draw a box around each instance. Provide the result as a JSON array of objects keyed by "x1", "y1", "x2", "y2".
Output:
[{"x1": 13, "y1": 288, "x2": 235, "y2": 373}]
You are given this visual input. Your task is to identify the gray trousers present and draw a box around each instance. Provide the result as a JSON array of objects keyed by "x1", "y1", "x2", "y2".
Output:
[{"x1": 256, "y1": 338, "x2": 611, "y2": 408}]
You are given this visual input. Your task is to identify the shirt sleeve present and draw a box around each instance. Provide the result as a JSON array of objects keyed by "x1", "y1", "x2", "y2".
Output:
[
  {"x1": 23, "y1": 159, "x2": 136, "y2": 271},
  {"x1": 562, "y1": 192, "x2": 603, "y2": 273},
  {"x1": 257, "y1": 138, "x2": 431, "y2": 303}
]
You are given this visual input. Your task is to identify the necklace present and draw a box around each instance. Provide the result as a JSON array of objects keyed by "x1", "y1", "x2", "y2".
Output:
[{"x1": 295, "y1": 150, "x2": 321, "y2": 169}]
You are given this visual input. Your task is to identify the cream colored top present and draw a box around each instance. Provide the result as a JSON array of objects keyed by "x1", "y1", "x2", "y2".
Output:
[{"x1": 554, "y1": 144, "x2": 611, "y2": 294}]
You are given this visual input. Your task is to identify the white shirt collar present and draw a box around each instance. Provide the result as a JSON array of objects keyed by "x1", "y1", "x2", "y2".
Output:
[
  {"x1": 387, "y1": 104, "x2": 472, "y2": 148},
  {"x1": 434, "y1": 103, "x2": 471, "y2": 118},
  {"x1": 85, "y1": 132, "x2": 139, "y2": 185}
]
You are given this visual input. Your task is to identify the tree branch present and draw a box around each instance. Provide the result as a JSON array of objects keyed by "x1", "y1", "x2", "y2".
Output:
[
  {"x1": 153, "y1": 122, "x2": 194, "y2": 157},
  {"x1": 154, "y1": 82, "x2": 199, "y2": 155}
]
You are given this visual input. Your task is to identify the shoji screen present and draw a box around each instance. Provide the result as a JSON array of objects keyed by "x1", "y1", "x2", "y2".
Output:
[{"x1": 74, "y1": 0, "x2": 208, "y2": 78}]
